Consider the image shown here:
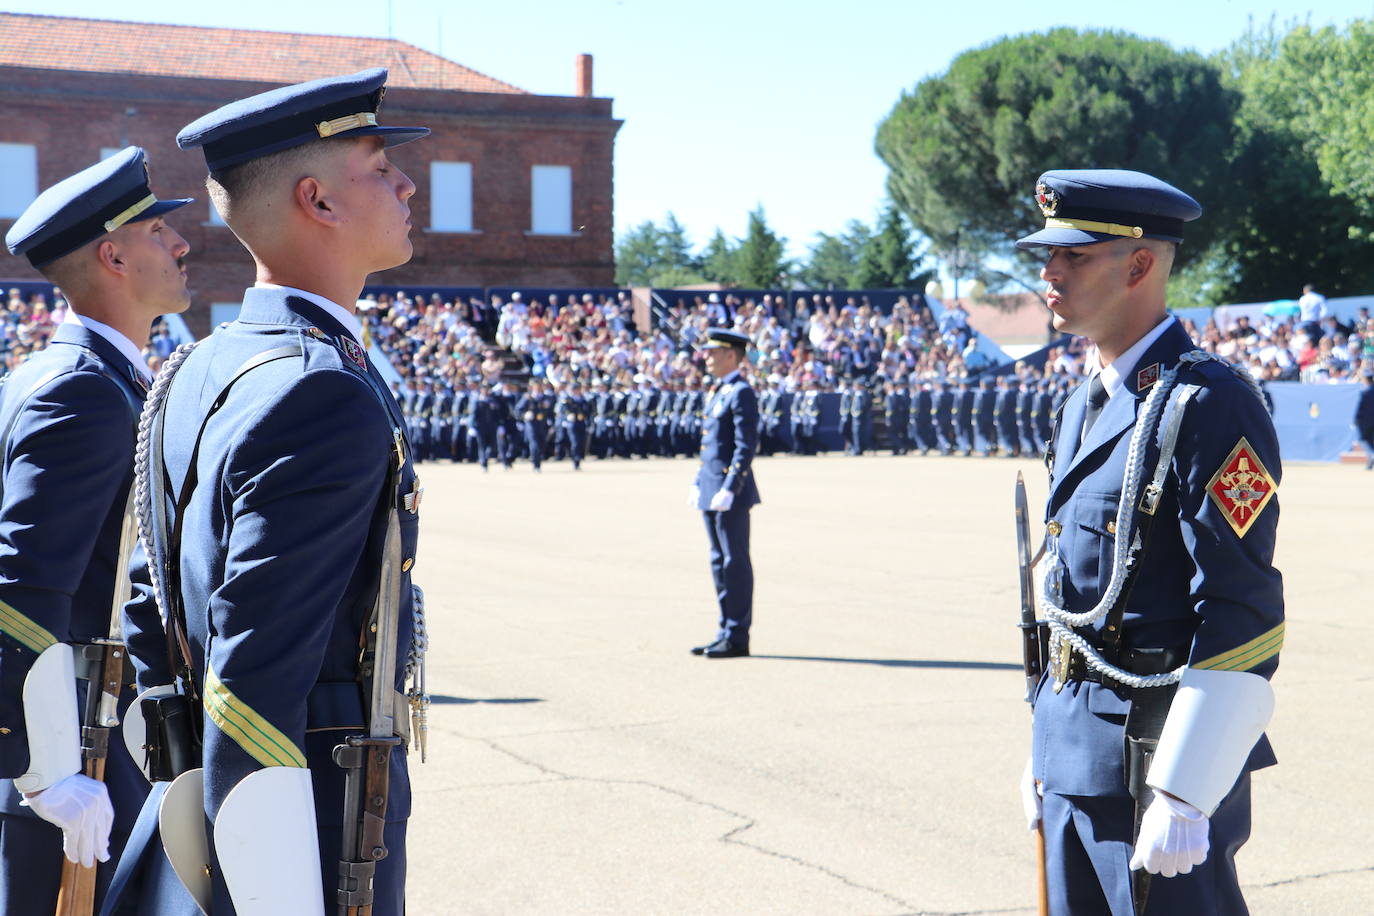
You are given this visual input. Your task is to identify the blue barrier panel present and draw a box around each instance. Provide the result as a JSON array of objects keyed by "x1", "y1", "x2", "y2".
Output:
[{"x1": 1268, "y1": 382, "x2": 1360, "y2": 462}]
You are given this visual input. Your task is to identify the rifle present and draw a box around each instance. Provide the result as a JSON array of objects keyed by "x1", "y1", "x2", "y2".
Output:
[
  {"x1": 334, "y1": 442, "x2": 406, "y2": 916},
  {"x1": 55, "y1": 495, "x2": 137, "y2": 916},
  {"x1": 1014, "y1": 472, "x2": 1049, "y2": 916}
]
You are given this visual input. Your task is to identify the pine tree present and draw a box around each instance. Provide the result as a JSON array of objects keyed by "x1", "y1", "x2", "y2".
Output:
[
  {"x1": 854, "y1": 204, "x2": 919, "y2": 288},
  {"x1": 733, "y1": 206, "x2": 788, "y2": 288}
]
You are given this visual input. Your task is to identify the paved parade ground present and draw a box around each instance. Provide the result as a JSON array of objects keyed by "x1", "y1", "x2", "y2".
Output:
[{"x1": 402, "y1": 452, "x2": 1372, "y2": 915}]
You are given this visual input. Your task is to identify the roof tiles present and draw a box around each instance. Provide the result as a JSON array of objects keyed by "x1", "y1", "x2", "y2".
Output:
[{"x1": 0, "y1": 12, "x2": 526, "y2": 94}]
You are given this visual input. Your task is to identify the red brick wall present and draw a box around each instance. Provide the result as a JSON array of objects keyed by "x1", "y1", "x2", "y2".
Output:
[{"x1": 0, "y1": 66, "x2": 621, "y2": 336}]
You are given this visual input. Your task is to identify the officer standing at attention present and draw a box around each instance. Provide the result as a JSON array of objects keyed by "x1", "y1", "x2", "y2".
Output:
[
  {"x1": 120, "y1": 70, "x2": 429, "y2": 914},
  {"x1": 1, "y1": 148, "x2": 193, "y2": 914},
  {"x1": 516, "y1": 379, "x2": 550, "y2": 472},
  {"x1": 688, "y1": 328, "x2": 760, "y2": 659},
  {"x1": 559, "y1": 381, "x2": 589, "y2": 471},
  {"x1": 1017, "y1": 170, "x2": 1284, "y2": 914}
]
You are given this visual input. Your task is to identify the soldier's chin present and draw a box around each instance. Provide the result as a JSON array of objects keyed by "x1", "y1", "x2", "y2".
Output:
[{"x1": 379, "y1": 238, "x2": 415, "y2": 271}]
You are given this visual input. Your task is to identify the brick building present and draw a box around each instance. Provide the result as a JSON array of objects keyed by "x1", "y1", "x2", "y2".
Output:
[{"x1": 0, "y1": 12, "x2": 621, "y2": 334}]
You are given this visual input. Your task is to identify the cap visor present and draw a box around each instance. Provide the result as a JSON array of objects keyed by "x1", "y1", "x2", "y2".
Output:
[
  {"x1": 132, "y1": 198, "x2": 196, "y2": 223},
  {"x1": 362, "y1": 125, "x2": 431, "y2": 148},
  {"x1": 1015, "y1": 227, "x2": 1117, "y2": 249}
]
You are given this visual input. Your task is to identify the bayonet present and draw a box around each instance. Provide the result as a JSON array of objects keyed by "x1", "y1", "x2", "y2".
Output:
[{"x1": 1015, "y1": 472, "x2": 1045, "y2": 702}]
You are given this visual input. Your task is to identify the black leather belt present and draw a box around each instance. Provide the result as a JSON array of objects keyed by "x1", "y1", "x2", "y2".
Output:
[{"x1": 1066, "y1": 643, "x2": 1185, "y2": 685}]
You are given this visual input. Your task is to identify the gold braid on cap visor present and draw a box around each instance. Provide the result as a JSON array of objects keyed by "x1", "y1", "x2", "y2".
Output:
[{"x1": 1043, "y1": 217, "x2": 1143, "y2": 239}]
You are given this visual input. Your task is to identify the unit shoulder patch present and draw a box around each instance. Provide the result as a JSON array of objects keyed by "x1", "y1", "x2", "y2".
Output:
[
  {"x1": 341, "y1": 338, "x2": 368, "y2": 371},
  {"x1": 1206, "y1": 437, "x2": 1277, "y2": 537}
]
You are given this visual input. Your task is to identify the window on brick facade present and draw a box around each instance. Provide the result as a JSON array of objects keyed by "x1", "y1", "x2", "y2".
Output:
[
  {"x1": 0, "y1": 143, "x2": 38, "y2": 220},
  {"x1": 530, "y1": 165, "x2": 572, "y2": 235},
  {"x1": 430, "y1": 161, "x2": 473, "y2": 232}
]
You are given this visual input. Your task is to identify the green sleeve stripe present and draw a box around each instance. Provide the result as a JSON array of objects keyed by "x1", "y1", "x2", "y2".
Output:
[
  {"x1": 0, "y1": 600, "x2": 58, "y2": 653},
  {"x1": 204, "y1": 666, "x2": 306, "y2": 769},
  {"x1": 1194, "y1": 623, "x2": 1285, "y2": 672}
]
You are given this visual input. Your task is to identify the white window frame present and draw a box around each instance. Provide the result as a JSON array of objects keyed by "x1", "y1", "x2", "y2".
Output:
[
  {"x1": 0, "y1": 143, "x2": 39, "y2": 220},
  {"x1": 528, "y1": 164, "x2": 576, "y2": 236},
  {"x1": 429, "y1": 161, "x2": 476, "y2": 233},
  {"x1": 206, "y1": 198, "x2": 227, "y2": 227}
]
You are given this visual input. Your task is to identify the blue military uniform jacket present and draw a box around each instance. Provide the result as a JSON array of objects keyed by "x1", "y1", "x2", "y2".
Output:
[
  {"x1": 0, "y1": 323, "x2": 148, "y2": 790},
  {"x1": 123, "y1": 289, "x2": 419, "y2": 911},
  {"x1": 1032, "y1": 320, "x2": 1283, "y2": 797},
  {"x1": 0, "y1": 323, "x2": 154, "y2": 905},
  {"x1": 694, "y1": 371, "x2": 761, "y2": 510}
]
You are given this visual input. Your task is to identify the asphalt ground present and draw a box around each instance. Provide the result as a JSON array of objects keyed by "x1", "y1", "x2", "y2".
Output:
[{"x1": 402, "y1": 450, "x2": 1373, "y2": 915}]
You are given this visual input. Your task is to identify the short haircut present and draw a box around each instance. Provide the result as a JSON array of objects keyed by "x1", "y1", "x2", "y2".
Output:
[{"x1": 205, "y1": 137, "x2": 350, "y2": 223}]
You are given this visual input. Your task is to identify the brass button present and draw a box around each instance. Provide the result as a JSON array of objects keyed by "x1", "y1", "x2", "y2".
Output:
[
  {"x1": 1107, "y1": 521, "x2": 1117, "y2": 535},
  {"x1": 0, "y1": 727, "x2": 10, "y2": 735},
  {"x1": 1047, "y1": 520, "x2": 1062, "y2": 536},
  {"x1": 401, "y1": 558, "x2": 414, "y2": 572}
]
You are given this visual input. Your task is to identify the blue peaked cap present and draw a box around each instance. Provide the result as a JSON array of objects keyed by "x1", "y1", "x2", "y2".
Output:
[
  {"x1": 5, "y1": 146, "x2": 193, "y2": 268},
  {"x1": 1015, "y1": 169, "x2": 1201, "y2": 249},
  {"x1": 177, "y1": 68, "x2": 430, "y2": 172},
  {"x1": 700, "y1": 328, "x2": 750, "y2": 350}
]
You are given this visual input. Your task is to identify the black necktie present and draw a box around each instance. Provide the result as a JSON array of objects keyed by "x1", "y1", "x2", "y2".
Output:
[{"x1": 1080, "y1": 374, "x2": 1108, "y2": 444}]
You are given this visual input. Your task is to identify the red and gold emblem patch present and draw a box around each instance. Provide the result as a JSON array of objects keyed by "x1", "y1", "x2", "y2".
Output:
[
  {"x1": 342, "y1": 338, "x2": 368, "y2": 371},
  {"x1": 1136, "y1": 363, "x2": 1160, "y2": 391},
  {"x1": 1206, "y1": 437, "x2": 1277, "y2": 538}
]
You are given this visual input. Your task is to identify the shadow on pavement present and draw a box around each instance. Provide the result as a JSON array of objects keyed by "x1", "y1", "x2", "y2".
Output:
[
  {"x1": 429, "y1": 695, "x2": 546, "y2": 705},
  {"x1": 749, "y1": 655, "x2": 1021, "y2": 671}
]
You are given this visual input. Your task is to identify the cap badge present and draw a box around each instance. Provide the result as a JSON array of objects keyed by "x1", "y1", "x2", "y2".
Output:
[{"x1": 1035, "y1": 182, "x2": 1060, "y2": 217}]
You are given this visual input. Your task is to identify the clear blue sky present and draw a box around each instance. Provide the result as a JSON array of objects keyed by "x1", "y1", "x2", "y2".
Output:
[{"x1": 7, "y1": 0, "x2": 1371, "y2": 263}]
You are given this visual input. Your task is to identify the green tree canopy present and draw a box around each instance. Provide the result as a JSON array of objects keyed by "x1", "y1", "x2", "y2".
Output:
[
  {"x1": 732, "y1": 207, "x2": 789, "y2": 287},
  {"x1": 875, "y1": 29, "x2": 1239, "y2": 271},
  {"x1": 613, "y1": 212, "x2": 704, "y2": 287},
  {"x1": 853, "y1": 204, "x2": 926, "y2": 289},
  {"x1": 800, "y1": 221, "x2": 871, "y2": 290},
  {"x1": 1176, "y1": 19, "x2": 1374, "y2": 304},
  {"x1": 699, "y1": 229, "x2": 738, "y2": 284}
]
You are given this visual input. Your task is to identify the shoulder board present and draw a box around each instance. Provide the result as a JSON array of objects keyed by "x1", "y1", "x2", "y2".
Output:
[{"x1": 301, "y1": 326, "x2": 369, "y2": 375}]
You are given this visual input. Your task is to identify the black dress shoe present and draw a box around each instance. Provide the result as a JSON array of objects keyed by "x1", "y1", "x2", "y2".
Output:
[
  {"x1": 690, "y1": 639, "x2": 721, "y2": 656},
  {"x1": 703, "y1": 640, "x2": 749, "y2": 659}
]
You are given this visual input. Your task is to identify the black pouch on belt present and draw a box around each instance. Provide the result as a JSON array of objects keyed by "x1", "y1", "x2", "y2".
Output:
[
  {"x1": 1123, "y1": 681, "x2": 1178, "y2": 801},
  {"x1": 141, "y1": 693, "x2": 202, "y2": 782}
]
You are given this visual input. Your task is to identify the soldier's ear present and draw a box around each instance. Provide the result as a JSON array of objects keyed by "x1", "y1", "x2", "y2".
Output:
[
  {"x1": 294, "y1": 176, "x2": 338, "y2": 227},
  {"x1": 1126, "y1": 246, "x2": 1158, "y2": 287}
]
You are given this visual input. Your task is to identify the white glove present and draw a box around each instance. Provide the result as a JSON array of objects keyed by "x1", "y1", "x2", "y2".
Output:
[
  {"x1": 708, "y1": 488, "x2": 735, "y2": 512},
  {"x1": 688, "y1": 485, "x2": 700, "y2": 509},
  {"x1": 21, "y1": 773, "x2": 114, "y2": 867},
  {"x1": 1129, "y1": 792, "x2": 1209, "y2": 877},
  {"x1": 1020, "y1": 758, "x2": 1043, "y2": 832}
]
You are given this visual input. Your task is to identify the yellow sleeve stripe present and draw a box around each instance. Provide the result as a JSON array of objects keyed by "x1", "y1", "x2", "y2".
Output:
[
  {"x1": 0, "y1": 599, "x2": 58, "y2": 654},
  {"x1": 204, "y1": 665, "x2": 307, "y2": 769},
  {"x1": 1194, "y1": 622, "x2": 1285, "y2": 672}
]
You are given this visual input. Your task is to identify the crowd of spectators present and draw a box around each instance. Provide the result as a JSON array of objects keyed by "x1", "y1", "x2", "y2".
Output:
[
  {"x1": 3, "y1": 286, "x2": 179, "y2": 376},
  {"x1": 359, "y1": 287, "x2": 998, "y2": 397},
  {"x1": 1194, "y1": 287, "x2": 1374, "y2": 384},
  {"x1": 4, "y1": 282, "x2": 1371, "y2": 404}
]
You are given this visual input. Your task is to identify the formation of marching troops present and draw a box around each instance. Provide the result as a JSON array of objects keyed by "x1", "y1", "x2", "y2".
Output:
[{"x1": 397, "y1": 370, "x2": 1076, "y2": 467}]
